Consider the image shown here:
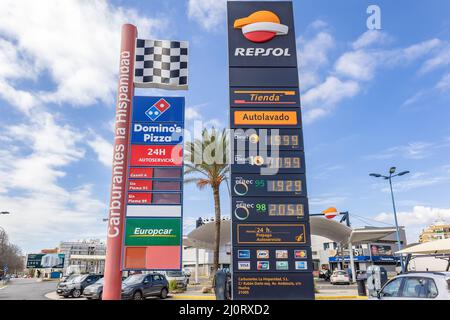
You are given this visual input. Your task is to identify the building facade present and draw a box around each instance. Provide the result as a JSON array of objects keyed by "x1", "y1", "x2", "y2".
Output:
[
  {"x1": 182, "y1": 241, "x2": 231, "y2": 278},
  {"x1": 418, "y1": 220, "x2": 450, "y2": 243},
  {"x1": 311, "y1": 227, "x2": 407, "y2": 275},
  {"x1": 58, "y1": 239, "x2": 106, "y2": 274}
]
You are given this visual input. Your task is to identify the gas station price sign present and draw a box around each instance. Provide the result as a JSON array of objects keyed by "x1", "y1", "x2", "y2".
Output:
[
  {"x1": 233, "y1": 128, "x2": 304, "y2": 151},
  {"x1": 232, "y1": 174, "x2": 307, "y2": 197},
  {"x1": 232, "y1": 197, "x2": 308, "y2": 222},
  {"x1": 228, "y1": 1, "x2": 314, "y2": 300},
  {"x1": 232, "y1": 150, "x2": 305, "y2": 174}
]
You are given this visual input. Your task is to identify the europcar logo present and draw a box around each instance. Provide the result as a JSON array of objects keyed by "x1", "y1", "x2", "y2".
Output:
[{"x1": 234, "y1": 10, "x2": 288, "y2": 43}]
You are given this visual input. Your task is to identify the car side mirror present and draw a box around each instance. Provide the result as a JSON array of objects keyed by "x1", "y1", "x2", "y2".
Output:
[{"x1": 143, "y1": 279, "x2": 149, "y2": 284}]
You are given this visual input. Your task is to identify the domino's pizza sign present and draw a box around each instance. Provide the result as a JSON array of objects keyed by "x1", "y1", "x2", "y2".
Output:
[
  {"x1": 133, "y1": 96, "x2": 184, "y2": 123},
  {"x1": 145, "y1": 98, "x2": 171, "y2": 121}
]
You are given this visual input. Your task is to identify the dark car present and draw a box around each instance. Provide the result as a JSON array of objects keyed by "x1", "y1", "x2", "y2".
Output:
[
  {"x1": 57, "y1": 274, "x2": 103, "y2": 298},
  {"x1": 83, "y1": 276, "x2": 127, "y2": 300},
  {"x1": 121, "y1": 273, "x2": 169, "y2": 300}
]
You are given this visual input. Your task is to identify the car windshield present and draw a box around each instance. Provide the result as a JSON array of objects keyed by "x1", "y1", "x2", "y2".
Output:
[
  {"x1": 68, "y1": 275, "x2": 84, "y2": 283},
  {"x1": 123, "y1": 274, "x2": 146, "y2": 285},
  {"x1": 166, "y1": 271, "x2": 183, "y2": 277},
  {"x1": 335, "y1": 271, "x2": 347, "y2": 276},
  {"x1": 64, "y1": 274, "x2": 78, "y2": 282}
]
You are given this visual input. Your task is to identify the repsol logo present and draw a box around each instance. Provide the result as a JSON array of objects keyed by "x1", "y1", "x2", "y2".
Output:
[{"x1": 234, "y1": 47, "x2": 291, "y2": 57}]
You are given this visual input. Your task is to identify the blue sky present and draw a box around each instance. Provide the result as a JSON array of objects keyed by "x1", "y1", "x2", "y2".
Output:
[{"x1": 0, "y1": 0, "x2": 450, "y2": 253}]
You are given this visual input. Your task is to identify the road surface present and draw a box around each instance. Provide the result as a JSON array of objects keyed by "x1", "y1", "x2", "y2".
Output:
[{"x1": 0, "y1": 278, "x2": 57, "y2": 300}]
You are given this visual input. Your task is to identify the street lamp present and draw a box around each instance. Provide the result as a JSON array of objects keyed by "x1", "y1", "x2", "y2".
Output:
[{"x1": 370, "y1": 167, "x2": 410, "y2": 273}]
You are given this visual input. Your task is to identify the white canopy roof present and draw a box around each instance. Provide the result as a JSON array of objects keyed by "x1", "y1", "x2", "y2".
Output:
[
  {"x1": 396, "y1": 238, "x2": 450, "y2": 255},
  {"x1": 184, "y1": 217, "x2": 398, "y2": 249}
]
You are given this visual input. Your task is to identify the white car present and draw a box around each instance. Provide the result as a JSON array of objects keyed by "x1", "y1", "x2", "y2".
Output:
[
  {"x1": 161, "y1": 271, "x2": 189, "y2": 289},
  {"x1": 370, "y1": 272, "x2": 450, "y2": 300},
  {"x1": 330, "y1": 270, "x2": 350, "y2": 285}
]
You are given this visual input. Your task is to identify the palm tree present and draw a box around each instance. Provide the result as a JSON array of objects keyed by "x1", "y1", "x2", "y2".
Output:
[{"x1": 184, "y1": 128, "x2": 229, "y2": 274}]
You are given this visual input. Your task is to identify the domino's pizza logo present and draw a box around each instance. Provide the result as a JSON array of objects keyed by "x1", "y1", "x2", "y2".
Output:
[{"x1": 145, "y1": 98, "x2": 171, "y2": 121}]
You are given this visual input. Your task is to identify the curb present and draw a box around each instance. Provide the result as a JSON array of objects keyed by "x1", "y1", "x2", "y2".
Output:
[
  {"x1": 316, "y1": 295, "x2": 368, "y2": 300},
  {"x1": 170, "y1": 294, "x2": 216, "y2": 300}
]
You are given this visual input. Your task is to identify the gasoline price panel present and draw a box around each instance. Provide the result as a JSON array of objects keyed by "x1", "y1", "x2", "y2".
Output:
[
  {"x1": 270, "y1": 134, "x2": 299, "y2": 147},
  {"x1": 232, "y1": 174, "x2": 306, "y2": 197},
  {"x1": 267, "y1": 180, "x2": 302, "y2": 192}
]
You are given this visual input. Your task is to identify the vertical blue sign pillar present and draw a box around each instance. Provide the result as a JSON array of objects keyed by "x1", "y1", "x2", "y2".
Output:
[{"x1": 228, "y1": 1, "x2": 315, "y2": 300}]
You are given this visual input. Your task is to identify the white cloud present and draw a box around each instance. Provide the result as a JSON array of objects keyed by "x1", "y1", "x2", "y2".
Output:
[
  {"x1": 87, "y1": 134, "x2": 113, "y2": 167},
  {"x1": 374, "y1": 206, "x2": 450, "y2": 242},
  {"x1": 420, "y1": 43, "x2": 450, "y2": 73},
  {"x1": 0, "y1": 0, "x2": 165, "y2": 113},
  {"x1": 365, "y1": 138, "x2": 450, "y2": 161},
  {"x1": 335, "y1": 50, "x2": 378, "y2": 81},
  {"x1": 302, "y1": 76, "x2": 359, "y2": 123},
  {"x1": 309, "y1": 194, "x2": 348, "y2": 207},
  {"x1": 186, "y1": 107, "x2": 203, "y2": 120},
  {"x1": 298, "y1": 30, "x2": 335, "y2": 89},
  {"x1": 436, "y1": 73, "x2": 450, "y2": 91},
  {"x1": 336, "y1": 38, "x2": 444, "y2": 82},
  {"x1": 380, "y1": 169, "x2": 450, "y2": 193},
  {"x1": 0, "y1": 111, "x2": 110, "y2": 251},
  {"x1": 187, "y1": 0, "x2": 227, "y2": 31},
  {"x1": 352, "y1": 30, "x2": 391, "y2": 50},
  {"x1": 403, "y1": 39, "x2": 442, "y2": 61}
]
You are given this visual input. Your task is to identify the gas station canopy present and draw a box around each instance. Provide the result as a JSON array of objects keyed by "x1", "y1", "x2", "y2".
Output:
[{"x1": 396, "y1": 238, "x2": 450, "y2": 255}]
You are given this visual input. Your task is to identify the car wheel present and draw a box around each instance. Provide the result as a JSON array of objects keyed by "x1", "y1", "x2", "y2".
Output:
[
  {"x1": 160, "y1": 288, "x2": 168, "y2": 299},
  {"x1": 99, "y1": 292, "x2": 102, "y2": 300},
  {"x1": 72, "y1": 289, "x2": 82, "y2": 298},
  {"x1": 133, "y1": 291, "x2": 143, "y2": 300}
]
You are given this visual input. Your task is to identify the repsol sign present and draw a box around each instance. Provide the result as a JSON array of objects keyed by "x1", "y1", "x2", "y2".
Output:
[{"x1": 234, "y1": 47, "x2": 291, "y2": 57}]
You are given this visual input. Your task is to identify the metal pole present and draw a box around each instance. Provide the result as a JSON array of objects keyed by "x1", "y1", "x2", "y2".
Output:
[
  {"x1": 348, "y1": 242, "x2": 356, "y2": 283},
  {"x1": 388, "y1": 176, "x2": 405, "y2": 273},
  {"x1": 103, "y1": 23, "x2": 137, "y2": 300},
  {"x1": 195, "y1": 247, "x2": 199, "y2": 284}
]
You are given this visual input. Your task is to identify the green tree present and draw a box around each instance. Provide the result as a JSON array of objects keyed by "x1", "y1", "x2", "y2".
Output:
[{"x1": 184, "y1": 128, "x2": 229, "y2": 274}]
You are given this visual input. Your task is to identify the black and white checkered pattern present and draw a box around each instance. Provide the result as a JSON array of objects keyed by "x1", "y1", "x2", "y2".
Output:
[{"x1": 134, "y1": 39, "x2": 188, "y2": 90}]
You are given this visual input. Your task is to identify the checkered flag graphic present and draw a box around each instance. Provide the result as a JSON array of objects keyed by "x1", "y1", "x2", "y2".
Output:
[{"x1": 134, "y1": 39, "x2": 188, "y2": 90}]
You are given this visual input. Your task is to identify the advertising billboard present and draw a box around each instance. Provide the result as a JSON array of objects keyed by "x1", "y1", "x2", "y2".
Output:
[
  {"x1": 123, "y1": 96, "x2": 184, "y2": 271},
  {"x1": 370, "y1": 244, "x2": 393, "y2": 257},
  {"x1": 228, "y1": 1, "x2": 314, "y2": 300},
  {"x1": 26, "y1": 254, "x2": 65, "y2": 269}
]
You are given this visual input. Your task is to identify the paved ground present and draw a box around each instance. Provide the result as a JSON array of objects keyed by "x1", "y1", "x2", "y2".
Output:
[
  {"x1": 1, "y1": 278, "x2": 366, "y2": 300},
  {"x1": 0, "y1": 278, "x2": 58, "y2": 300}
]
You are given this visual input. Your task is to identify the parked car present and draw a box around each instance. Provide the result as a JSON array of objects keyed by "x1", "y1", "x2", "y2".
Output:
[
  {"x1": 370, "y1": 272, "x2": 450, "y2": 300},
  {"x1": 59, "y1": 274, "x2": 78, "y2": 284},
  {"x1": 83, "y1": 276, "x2": 126, "y2": 300},
  {"x1": 57, "y1": 274, "x2": 103, "y2": 298},
  {"x1": 83, "y1": 277, "x2": 104, "y2": 300},
  {"x1": 182, "y1": 268, "x2": 192, "y2": 277},
  {"x1": 121, "y1": 273, "x2": 169, "y2": 300},
  {"x1": 330, "y1": 270, "x2": 350, "y2": 285},
  {"x1": 162, "y1": 271, "x2": 189, "y2": 289}
]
